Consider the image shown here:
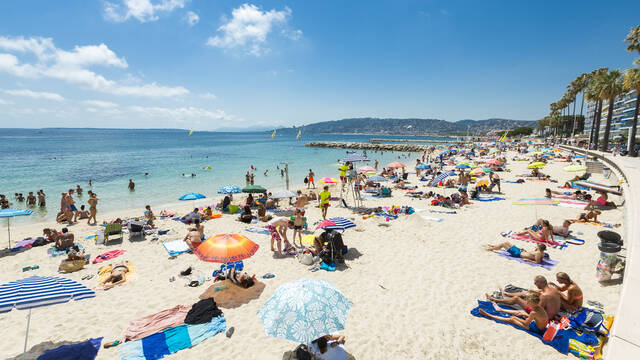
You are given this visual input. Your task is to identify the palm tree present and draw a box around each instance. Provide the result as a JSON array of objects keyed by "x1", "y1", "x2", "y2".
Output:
[
  {"x1": 597, "y1": 69, "x2": 623, "y2": 152},
  {"x1": 586, "y1": 69, "x2": 608, "y2": 149},
  {"x1": 623, "y1": 68, "x2": 640, "y2": 156},
  {"x1": 625, "y1": 25, "x2": 640, "y2": 65},
  {"x1": 571, "y1": 73, "x2": 589, "y2": 135}
]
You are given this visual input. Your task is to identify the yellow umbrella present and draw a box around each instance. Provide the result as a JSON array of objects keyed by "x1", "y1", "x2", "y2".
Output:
[
  {"x1": 476, "y1": 179, "x2": 489, "y2": 187},
  {"x1": 527, "y1": 162, "x2": 546, "y2": 169}
]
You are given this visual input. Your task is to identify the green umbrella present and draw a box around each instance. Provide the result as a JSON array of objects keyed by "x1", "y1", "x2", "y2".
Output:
[{"x1": 242, "y1": 185, "x2": 267, "y2": 193}]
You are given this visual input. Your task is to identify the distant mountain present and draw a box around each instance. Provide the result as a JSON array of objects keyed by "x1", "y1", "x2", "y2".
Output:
[{"x1": 277, "y1": 118, "x2": 536, "y2": 135}]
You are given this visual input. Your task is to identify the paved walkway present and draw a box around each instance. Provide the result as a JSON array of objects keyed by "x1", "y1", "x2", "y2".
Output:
[{"x1": 561, "y1": 146, "x2": 640, "y2": 358}]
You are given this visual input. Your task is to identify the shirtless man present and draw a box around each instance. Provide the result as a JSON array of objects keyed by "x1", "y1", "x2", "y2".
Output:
[
  {"x1": 486, "y1": 275, "x2": 562, "y2": 320},
  {"x1": 485, "y1": 242, "x2": 547, "y2": 264},
  {"x1": 295, "y1": 190, "x2": 309, "y2": 209},
  {"x1": 128, "y1": 179, "x2": 135, "y2": 191},
  {"x1": 549, "y1": 272, "x2": 583, "y2": 312},
  {"x1": 184, "y1": 227, "x2": 202, "y2": 250},
  {"x1": 267, "y1": 217, "x2": 293, "y2": 256},
  {"x1": 67, "y1": 189, "x2": 78, "y2": 223},
  {"x1": 76, "y1": 185, "x2": 83, "y2": 195}
]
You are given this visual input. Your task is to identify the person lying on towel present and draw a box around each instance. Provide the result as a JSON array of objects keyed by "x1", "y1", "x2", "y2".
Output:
[
  {"x1": 486, "y1": 275, "x2": 562, "y2": 320},
  {"x1": 512, "y1": 220, "x2": 552, "y2": 243},
  {"x1": 485, "y1": 242, "x2": 547, "y2": 264},
  {"x1": 478, "y1": 293, "x2": 548, "y2": 335},
  {"x1": 215, "y1": 268, "x2": 255, "y2": 289},
  {"x1": 100, "y1": 262, "x2": 130, "y2": 289}
]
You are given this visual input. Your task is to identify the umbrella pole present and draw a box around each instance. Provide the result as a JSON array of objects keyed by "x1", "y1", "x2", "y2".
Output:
[
  {"x1": 7, "y1": 217, "x2": 10, "y2": 249},
  {"x1": 22, "y1": 308, "x2": 31, "y2": 360}
]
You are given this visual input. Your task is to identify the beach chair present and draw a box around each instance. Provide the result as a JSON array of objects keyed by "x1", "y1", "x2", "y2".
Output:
[
  {"x1": 128, "y1": 221, "x2": 145, "y2": 240},
  {"x1": 104, "y1": 223, "x2": 123, "y2": 244}
]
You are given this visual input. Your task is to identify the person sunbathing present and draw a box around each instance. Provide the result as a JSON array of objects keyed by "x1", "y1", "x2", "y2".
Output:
[
  {"x1": 77, "y1": 205, "x2": 90, "y2": 219},
  {"x1": 549, "y1": 272, "x2": 583, "y2": 312},
  {"x1": 478, "y1": 293, "x2": 548, "y2": 335},
  {"x1": 532, "y1": 218, "x2": 571, "y2": 237},
  {"x1": 570, "y1": 210, "x2": 601, "y2": 224},
  {"x1": 485, "y1": 242, "x2": 547, "y2": 264},
  {"x1": 513, "y1": 220, "x2": 552, "y2": 243},
  {"x1": 215, "y1": 267, "x2": 255, "y2": 288},
  {"x1": 584, "y1": 191, "x2": 616, "y2": 210},
  {"x1": 486, "y1": 275, "x2": 562, "y2": 320},
  {"x1": 56, "y1": 228, "x2": 75, "y2": 250},
  {"x1": 184, "y1": 227, "x2": 202, "y2": 250},
  {"x1": 101, "y1": 262, "x2": 130, "y2": 289}
]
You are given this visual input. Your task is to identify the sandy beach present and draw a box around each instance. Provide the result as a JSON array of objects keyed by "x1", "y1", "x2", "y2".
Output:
[{"x1": 0, "y1": 150, "x2": 625, "y2": 360}]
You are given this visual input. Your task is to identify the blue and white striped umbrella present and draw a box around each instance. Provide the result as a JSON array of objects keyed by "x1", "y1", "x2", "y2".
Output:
[
  {"x1": 258, "y1": 278, "x2": 351, "y2": 344},
  {"x1": 0, "y1": 208, "x2": 33, "y2": 249},
  {"x1": 430, "y1": 171, "x2": 456, "y2": 186},
  {"x1": 217, "y1": 185, "x2": 241, "y2": 194},
  {"x1": 324, "y1": 217, "x2": 356, "y2": 230},
  {"x1": 0, "y1": 276, "x2": 95, "y2": 313}
]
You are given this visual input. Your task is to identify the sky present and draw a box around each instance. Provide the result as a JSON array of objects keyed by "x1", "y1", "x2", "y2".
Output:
[{"x1": 0, "y1": 0, "x2": 639, "y2": 130}]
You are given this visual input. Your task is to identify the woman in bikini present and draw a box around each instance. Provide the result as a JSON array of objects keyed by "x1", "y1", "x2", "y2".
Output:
[
  {"x1": 584, "y1": 190, "x2": 608, "y2": 210},
  {"x1": 549, "y1": 272, "x2": 583, "y2": 312},
  {"x1": 513, "y1": 220, "x2": 552, "y2": 243},
  {"x1": 184, "y1": 227, "x2": 203, "y2": 250},
  {"x1": 87, "y1": 193, "x2": 98, "y2": 225},
  {"x1": 101, "y1": 262, "x2": 129, "y2": 289}
]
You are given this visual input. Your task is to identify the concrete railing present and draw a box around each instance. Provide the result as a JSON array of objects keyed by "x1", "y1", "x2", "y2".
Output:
[{"x1": 559, "y1": 145, "x2": 640, "y2": 359}]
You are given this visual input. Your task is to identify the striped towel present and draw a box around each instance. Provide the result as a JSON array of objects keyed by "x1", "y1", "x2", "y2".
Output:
[{"x1": 120, "y1": 317, "x2": 226, "y2": 360}]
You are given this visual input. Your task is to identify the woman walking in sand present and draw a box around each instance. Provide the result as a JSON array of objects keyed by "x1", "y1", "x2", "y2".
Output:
[{"x1": 87, "y1": 192, "x2": 98, "y2": 225}]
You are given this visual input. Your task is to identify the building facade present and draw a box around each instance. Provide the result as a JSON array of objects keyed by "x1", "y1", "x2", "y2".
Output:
[{"x1": 584, "y1": 89, "x2": 638, "y2": 142}]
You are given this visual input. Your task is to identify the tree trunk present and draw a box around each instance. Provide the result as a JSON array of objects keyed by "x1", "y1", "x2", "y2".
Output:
[
  {"x1": 601, "y1": 96, "x2": 615, "y2": 152},
  {"x1": 578, "y1": 91, "x2": 585, "y2": 135},
  {"x1": 593, "y1": 100, "x2": 603, "y2": 150},
  {"x1": 572, "y1": 96, "x2": 577, "y2": 136},
  {"x1": 630, "y1": 93, "x2": 640, "y2": 157}
]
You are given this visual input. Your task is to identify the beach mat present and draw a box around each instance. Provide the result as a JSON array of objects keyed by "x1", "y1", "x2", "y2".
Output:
[
  {"x1": 47, "y1": 244, "x2": 84, "y2": 257},
  {"x1": 497, "y1": 250, "x2": 558, "y2": 270},
  {"x1": 475, "y1": 196, "x2": 505, "y2": 202},
  {"x1": 37, "y1": 337, "x2": 102, "y2": 360},
  {"x1": 199, "y1": 280, "x2": 266, "y2": 309},
  {"x1": 120, "y1": 317, "x2": 226, "y2": 360},
  {"x1": 244, "y1": 227, "x2": 270, "y2": 235},
  {"x1": 509, "y1": 233, "x2": 565, "y2": 249},
  {"x1": 162, "y1": 240, "x2": 190, "y2": 257},
  {"x1": 470, "y1": 300, "x2": 570, "y2": 354},
  {"x1": 125, "y1": 305, "x2": 192, "y2": 341}
]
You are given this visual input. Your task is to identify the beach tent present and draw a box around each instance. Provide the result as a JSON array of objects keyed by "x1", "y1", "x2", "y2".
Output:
[
  {"x1": 218, "y1": 185, "x2": 241, "y2": 194},
  {"x1": 0, "y1": 276, "x2": 95, "y2": 359},
  {"x1": 194, "y1": 233, "x2": 259, "y2": 263},
  {"x1": 270, "y1": 190, "x2": 298, "y2": 199},
  {"x1": 179, "y1": 193, "x2": 206, "y2": 201},
  {"x1": 0, "y1": 208, "x2": 33, "y2": 249},
  {"x1": 258, "y1": 279, "x2": 351, "y2": 343},
  {"x1": 242, "y1": 185, "x2": 267, "y2": 193}
]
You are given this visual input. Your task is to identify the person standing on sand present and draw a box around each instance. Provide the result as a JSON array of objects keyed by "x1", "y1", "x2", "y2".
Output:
[
  {"x1": 87, "y1": 192, "x2": 98, "y2": 225},
  {"x1": 319, "y1": 185, "x2": 331, "y2": 220},
  {"x1": 308, "y1": 169, "x2": 315, "y2": 189},
  {"x1": 128, "y1": 179, "x2": 135, "y2": 191}
]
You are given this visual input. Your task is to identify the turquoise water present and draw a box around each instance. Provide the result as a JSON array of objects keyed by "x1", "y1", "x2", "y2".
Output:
[{"x1": 0, "y1": 128, "x2": 449, "y2": 224}]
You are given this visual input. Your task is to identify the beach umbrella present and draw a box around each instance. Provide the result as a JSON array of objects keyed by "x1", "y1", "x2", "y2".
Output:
[
  {"x1": 218, "y1": 185, "x2": 241, "y2": 194},
  {"x1": 455, "y1": 164, "x2": 471, "y2": 169},
  {"x1": 527, "y1": 162, "x2": 546, "y2": 169},
  {"x1": 270, "y1": 190, "x2": 298, "y2": 199},
  {"x1": 439, "y1": 150, "x2": 450, "y2": 156},
  {"x1": 0, "y1": 276, "x2": 95, "y2": 359},
  {"x1": 386, "y1": 162, "x2": 406, "y2": 168},
  {"x1": 470, "y1": 168, "x2": 485, "y2": 176},
  {"x1": 488, "y1": 149, "x2": 499, "y2": 154},
  {"x1": 0, "y1": 208, "x2": 33, "y2": 249},
  {"x1": 257, "y1": 278, "x2": 352, "y2": 344},
  {"x1": 322, "y1": 217, "x2": 355, "y2": 230},
  {"x1": 316, "y1": 220, "x2": 337, "y2": 230},
  {"x1": 342, "y1": 153, "x2": 369, "y2": 162},
  {"x1": 242, "y1": 185, "x2": 267, "y2": 193},
  {"x1": 430, "y1": 171, "x2": 455, "y2": 186},
  {"x1": 194, "y1": 233, "x2": 259, "y2": 263},
  {"x1": 179, "y1": 193, "x2": 206, "y2": 201},
  {"x1": 485, "y1": 159, "x2": 502, "y2": 165},
  {"x1": 319, "y1": 177, "x2": 338, "y2": 184},
  {"x1": 357, "y1": 165, "x2": 376, "y2": 173},
  {"x1": 476, "y1": 179, "x2": 489, "y2": 187},
  {"x1": 367, "y1": 175, "x2": 389, "y2": 183},
  {"x1": 563, "y1": 165, "x2": 587, "y2": 172},
  {"x1": 415, "y1": 163, "x2": 430, "y2": 169}
]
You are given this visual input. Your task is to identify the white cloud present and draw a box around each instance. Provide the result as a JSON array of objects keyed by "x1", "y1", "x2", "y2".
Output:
[
  {"x1": 104, "y1": 0, "x2": 187, "y2": 23},
  {"x1": 0, "y1": 35, "x2": 188, "y2": 98},
  {"x1": 129, "y1": 105, "x2": 236, "y2": 121},
  {"x1": 200, "y1": 92, "x2": 217, "y2": 100},
  {"x1": 206, "y1": 4, "x2": 301, "y2": 56},
  {"x1": 83, "y1": 100, "x2": 118, "y2": 108},
  {"x1": 185, "y1": 10, "x2": 199, "y2": 26},
  {"x1": 0, "y1": 98, "x2": 12, "y2": 105},
  {"x1": 4, "y1": 89, "x2": 65, "y2": 101}
]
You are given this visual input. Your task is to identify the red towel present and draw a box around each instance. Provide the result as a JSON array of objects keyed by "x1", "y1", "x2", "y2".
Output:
[
  {"x1": 124, "y1": 305, "x2": 192, "y2": 341},
  {"x1": 92, "y1": 249, "x2": 126, "y2": 264}
]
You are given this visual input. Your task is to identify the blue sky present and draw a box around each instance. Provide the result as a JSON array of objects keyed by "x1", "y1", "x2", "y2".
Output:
[{"x1": 0, "y1": 0, "x2": 638, "y2": 130}]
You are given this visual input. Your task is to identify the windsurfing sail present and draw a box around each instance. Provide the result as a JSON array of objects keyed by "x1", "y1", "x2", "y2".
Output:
[
  {"x1": 188, "y1": 129, "x2": 194, "y2": 136},
  {"x1": 296, "y1": 129, "x2": 302, "y2": 140},
  {"x1": 271, "y1": 129, "x2": 276, "y2": 138}
]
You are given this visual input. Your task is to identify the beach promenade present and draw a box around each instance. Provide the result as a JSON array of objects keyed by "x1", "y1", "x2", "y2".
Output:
[{"x1": 560, "y1": 145, "x2": 640, "y2": 359}]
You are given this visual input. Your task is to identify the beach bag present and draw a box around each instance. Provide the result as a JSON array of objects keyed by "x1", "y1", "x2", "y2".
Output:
[
  {"x1": 304, "y1": 177, "x2": 309, "y2": 184},
  {"x1": 283, "y1": 344, "x2": 315, "y2": 360},
  {"x1": 570, "y1": 308, "x2": 608, "y2": 336},
  {"x1": 298, "y1": 251, "x2": 314, "y2": 266}
]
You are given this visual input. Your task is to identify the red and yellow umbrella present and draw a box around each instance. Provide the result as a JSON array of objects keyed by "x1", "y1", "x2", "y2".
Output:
[{"x1": 194, "y1": 233, "x2": 259, "y2": 263}]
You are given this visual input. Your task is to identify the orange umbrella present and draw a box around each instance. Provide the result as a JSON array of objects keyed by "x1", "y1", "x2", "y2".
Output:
[
  {"x1": 194, "y1": 233, "x2": 259, "y2": 263},
  {"x1": 387, "y1": 162, "x2": 406, "y2": 168}
]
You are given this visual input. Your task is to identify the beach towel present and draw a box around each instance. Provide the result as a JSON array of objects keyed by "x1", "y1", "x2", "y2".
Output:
[
  {"x1": 162, "y1": 240, "x2": 190, "y2": 257},
  {"x1": 429, "y1": 209, "x2": 457, "y2": 214},
  {"x1": 418, "y1": 214, "x2": 443, "y2": 222},
  {"x1": 125, "y1": 305, "x2": 192, "y2": 341},
  {"x1": 509, "y1": 233, "x2": 565, "y2": 249},
  {"x1": 120, "y1": 317, "x2": 226, "y2": 360},
  {"x1": 513, "y1": 199, "x2": 559, "y2": 205},
  {"x1": 92, "y1": 249, "x2": 126, "y2": 264},
  {"x1": 47, "y1": 244, "x2": 84, "y2": 257},
  {"x1": 14, "y1": 238, "x2": 36, "y2": 248},
  {"x1": 98, "y1": 262, "x2": 136, "y2": 288},
  {"x1": 361, "y1": 194, "x2": 380, "y2": 199},
  {"x1": 244, "y1": 227, "x2": 270, "y2": 235},
  {"x1": 38, "y1": 337, "x2": 102, "y2": 360},
  {"x1": 475, "y1": 196, "x2": 505, "y2": 202},
  {"x1": 504, "y1": 180, "x2": 522, "y2": 184},
  {"x1": 199, "y1": 280, "x2": 266, "y2": 309},
  {"x1": 497, "y1": 250, "x2": 558, "y2": 270},
  {"x1": 471, "y1": 300, "x2": 570, "y2": 354}
]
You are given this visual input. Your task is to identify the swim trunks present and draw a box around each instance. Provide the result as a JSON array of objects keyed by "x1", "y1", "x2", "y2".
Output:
[
  {"x1": 267, "y1": 225, "x2": 281, "y2": 241},
  {"x1": 294, "y1": 225, "x2": 302, "y2": 230},
  {"x1": 70, "y1": 204, "x2": 77, "y2": 211},
  {"x1": 507, "y1": 245, "x2": 522, "y2": 258},
  {"x1": 528, "y1": 320, "x2": 545, "y2": 334}
]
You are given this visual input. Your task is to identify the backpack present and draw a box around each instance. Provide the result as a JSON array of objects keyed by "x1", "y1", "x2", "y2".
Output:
[
  {"x1": 304, "y1": 177, "x2": 309, "y2": 184},
  {"x1": 283, "y1": 344, "x2": 315, "y2": 360},
  {"x1": 570, "y1": 308, "x2": 609, "y2": 336}
]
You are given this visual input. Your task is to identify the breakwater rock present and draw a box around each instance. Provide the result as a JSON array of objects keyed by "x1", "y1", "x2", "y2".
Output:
[{"x1": 305, "y1": 141, "x2": 437, "y2": 152}]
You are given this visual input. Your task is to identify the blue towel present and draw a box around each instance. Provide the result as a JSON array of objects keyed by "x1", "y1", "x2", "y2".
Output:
[
  {"x1": 164, "y1": 325, "x2": 191, "y2": 353},
  {"x1": 38, "y1": 337, "x2": 102, "y2": 360},
  {"x1": 142, "y1": 332, "x2": 169, "y2": 359},
  {"x1": 504, "y1": 180, "x2": 522, "y2": 184},
  {"x1": 470, "y1": 300, "x2": 569, "y2": 354},
  {"x1": 497, "y1": 250, "x2": 559, "y2": 270},
  {"x1": 475, "y1": 197, "x2": 505, "y2": 202}
]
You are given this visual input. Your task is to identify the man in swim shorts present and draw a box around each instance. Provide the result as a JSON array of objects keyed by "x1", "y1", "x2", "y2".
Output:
[
  {"x1": 308, "y1": 169, "x2": 315, "y2": 189},
  {"x1": 268, "y1": 217, "x2": 293, "y2": 256},
  {"x1": 486, "y1": 275, "x2": 561, "y2": 320},
  {"x1": 485, "y1": 241, "x2": 547, "y2": 264}
]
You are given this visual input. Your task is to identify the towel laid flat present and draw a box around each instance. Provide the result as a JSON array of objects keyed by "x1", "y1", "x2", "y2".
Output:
[
  {"x1": 92, "y1": 249, "x2": 126, "y2": 264},
  {"x1": 37, "y1": 338, "x2": 103, "y2": 360},
  {"x1": 244, "y1": 227, "x2": 270, "y2": 235},
  {"x1": 47, "y1": 244, "x2": 84, "y2": 257},
  {"x1": 125, "y1": 305, "x2": 193, "y2": 341},
  {"x1": 15, "y1": 238, "x2": 36, "y2": 248},
  {"x1": 98, "y1": 262, "x2": 136, "y2": 288},
  {"x1": 497, "y1": 250, "x2": 558, "y2": 270},
  {"x1": 510, "y1": 233, "x2": 565, "y2": 249},
  {"x1": 470, "y1": 300, "x2": 569, "y2": 354},
  {"x1": 162, "y1": 240, "x2": 190, "y2": 257},
  {"x1": 120, "y1": 317, "x2": 226, "y2": 360},
  {"x1": 475, "y1": 197, "x2": 505, "y2": 202}
]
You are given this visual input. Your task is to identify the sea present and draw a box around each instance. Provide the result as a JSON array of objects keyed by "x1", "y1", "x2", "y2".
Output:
[{"x1": 0, "y1": 128, "x2": 450, "y2": 224}]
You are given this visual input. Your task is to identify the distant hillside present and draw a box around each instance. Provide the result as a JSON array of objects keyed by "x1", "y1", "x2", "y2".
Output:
[{"x1": 278, "y1": 118, "x2": 536, "y2": 135}]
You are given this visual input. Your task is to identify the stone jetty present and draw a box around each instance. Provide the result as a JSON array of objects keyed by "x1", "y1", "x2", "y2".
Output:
[{"x1": 305, "y1": 141, "x2": 438, "y2": 152}]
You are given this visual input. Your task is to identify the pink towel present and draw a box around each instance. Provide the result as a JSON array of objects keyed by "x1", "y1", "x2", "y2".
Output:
[
  {"x1": 124, "y1": 305, "x2": 192, "y2": 341},
  {"x1": 92, "y1": 249, "x2": 126, "y2": 264},
  {"x1": 510, "y1": 233, "x2": 564, "y2": 249}
]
